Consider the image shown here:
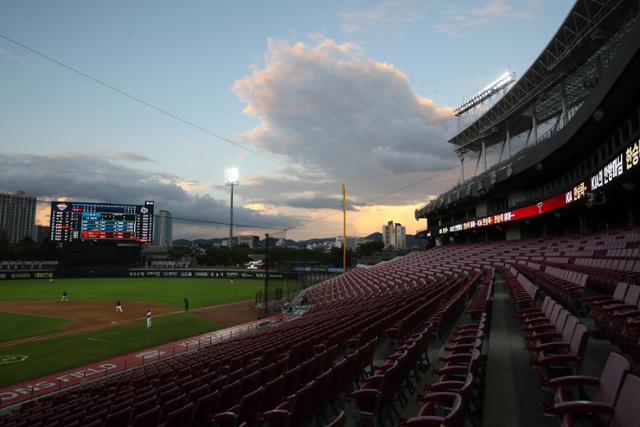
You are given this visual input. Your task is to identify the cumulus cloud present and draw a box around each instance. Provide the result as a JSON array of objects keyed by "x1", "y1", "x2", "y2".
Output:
[
  {"x1": 339, "y1": 0, "x2": 425, "y2": 34},
  {"x1": 0, "y1": 153, "x2": 298, "y2": 239},
  {"x1": 436, "y1": 0, "x2": 542, "y2": 37},
  {"x1": 232, "y1": 36, "x2": 457, "y2": 207}
]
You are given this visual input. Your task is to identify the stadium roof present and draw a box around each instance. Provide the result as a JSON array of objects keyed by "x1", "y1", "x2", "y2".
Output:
[{"x1": 449, "y1": 0, "x2": 635, "y2": 155}]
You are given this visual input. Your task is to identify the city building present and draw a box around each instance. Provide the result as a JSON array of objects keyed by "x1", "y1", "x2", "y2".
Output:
[
  {"x1": 237, "y1": 235, "x2": 260, "y2": 248},
  {"x1": 35, "y1": 225, "x2": 50, "y2": 243},
  {"x1": 382, "y1": 221, "x2": 406, "y2": 249},
  {"x1": 0, "y1": 191, "x2": 36, "y2": 244},
  {"x1": 152, "y1": 209, "x2": 173, "y2": 247},
  {"x1": 335, "y1": 235, "x2": 361, "y2": 250}
]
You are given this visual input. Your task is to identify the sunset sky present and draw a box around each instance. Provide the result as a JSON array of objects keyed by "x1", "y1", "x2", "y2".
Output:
[{"x1": 0, "y1": 0, "x2": 573, "y2": 240}]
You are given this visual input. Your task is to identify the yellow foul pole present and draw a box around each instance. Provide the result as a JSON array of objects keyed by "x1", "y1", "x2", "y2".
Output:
[{"x1": 342, "y1": 183, "x2": 347, "y2": 273}]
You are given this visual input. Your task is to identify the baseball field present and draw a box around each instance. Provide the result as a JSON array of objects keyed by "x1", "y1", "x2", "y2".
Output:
[{"x1": 0, "y1": 277, "x2": 293, "y2": 388}]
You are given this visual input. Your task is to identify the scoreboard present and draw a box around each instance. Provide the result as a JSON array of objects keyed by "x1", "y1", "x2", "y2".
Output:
[{"x1": 49, "y1": 201, "x2": 154, "y2": 243}]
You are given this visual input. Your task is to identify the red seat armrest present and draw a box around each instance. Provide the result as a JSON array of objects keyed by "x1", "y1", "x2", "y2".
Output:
[
  {"x1": 548, "y1": 375, "x2": 599, "y2": 389},
  {"x1": 553, "y1": 401, "x2": 613, "y2": 416}
]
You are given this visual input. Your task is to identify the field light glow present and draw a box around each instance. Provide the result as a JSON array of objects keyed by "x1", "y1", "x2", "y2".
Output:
[{"x1": 224, "y1": 167, "x2": 239, "y2": 184}]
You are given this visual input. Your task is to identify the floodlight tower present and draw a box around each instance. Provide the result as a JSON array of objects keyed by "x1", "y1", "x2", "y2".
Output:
[
  {"x1": 453, "y1": 71, "x2": 516, "y2": 182},
  {"x1": 224, "y1": 167, "x2": 239, "y2": 249}
]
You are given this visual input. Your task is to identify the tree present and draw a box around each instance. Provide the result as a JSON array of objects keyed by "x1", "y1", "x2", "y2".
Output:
[{"x1": 356, "y1": 240, "x2": 385, "y2": 258}]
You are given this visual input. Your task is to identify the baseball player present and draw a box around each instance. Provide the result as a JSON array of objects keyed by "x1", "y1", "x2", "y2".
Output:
[
  {"x1": 146, "y1": 310, "x2": 152, "y2": 328},
  {"x1": 61, "y1": 291, "x2": 69, "y2": 302},
  {"x1": 116, "y1": 301, "x2": 123, "y2": 313},
  {"x1": 184, "y1": 297, "x2": 190, "y2": 311}
]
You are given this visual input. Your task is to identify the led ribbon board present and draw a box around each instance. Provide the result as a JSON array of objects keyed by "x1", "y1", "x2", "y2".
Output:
[{"x1": 437, "y1": 136, "x2": 639, "y2": 235}]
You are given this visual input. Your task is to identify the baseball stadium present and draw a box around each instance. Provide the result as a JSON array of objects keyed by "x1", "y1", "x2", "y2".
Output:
[{"x1": 2, "y1": 0, "x2": 640, "y2": 426}]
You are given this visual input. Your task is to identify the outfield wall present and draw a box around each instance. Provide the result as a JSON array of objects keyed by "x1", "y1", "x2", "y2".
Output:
[
  {"x1": 127, "y1": 269, "x2": 295, "y2": 280},
  {"x1": 0, "y1": 268, "x2": 337, "y2": 282},
  {"x1": 0, "y1": 271, "x2": 54, "y2": 280}
]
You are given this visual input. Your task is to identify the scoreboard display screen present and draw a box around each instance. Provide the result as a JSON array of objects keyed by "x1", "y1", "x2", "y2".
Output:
[{"x1": 49, "y1": 201, "x2": 154, "y2": 243}]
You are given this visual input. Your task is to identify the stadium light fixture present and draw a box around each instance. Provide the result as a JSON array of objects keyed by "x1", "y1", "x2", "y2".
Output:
[
  {"x1": 224, "y1": 167, "x2": 240, "y2": 185},
  {"x1": 454, "y1": 71, "x2": 516, "y2": 117},
  {"x1": 225, "y1": 167, "x2": 239, "y2": 249}
]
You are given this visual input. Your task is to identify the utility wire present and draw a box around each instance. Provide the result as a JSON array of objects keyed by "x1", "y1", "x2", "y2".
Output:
[
  {"x1": 0, "y1": 34, "x2": 466, "y2": 235},
  {"x1": 0, "y1": 33, "x2": 293, "y2": 170},
  {"x1": 284, "y1": 165, "x2": 459, "y2": 232},
  {"x1": 0, "y1": 193, "x2": 288, "y2": 230}
]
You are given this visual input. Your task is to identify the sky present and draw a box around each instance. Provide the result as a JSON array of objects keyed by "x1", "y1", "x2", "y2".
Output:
[{"x1": 0, "y1": 0, "x2": 574, "y2": 240}]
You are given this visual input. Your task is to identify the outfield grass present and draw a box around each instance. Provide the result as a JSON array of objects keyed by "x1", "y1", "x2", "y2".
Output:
[
  {"x1": 0, "y1": 278, "x2": 297, "y2": 308},
  {"x1": 0, "y1": 312, "x2": 217, "y2": 388},
  {"x1": 0, "y1": 312, "x2": 69, "y2": 344}
]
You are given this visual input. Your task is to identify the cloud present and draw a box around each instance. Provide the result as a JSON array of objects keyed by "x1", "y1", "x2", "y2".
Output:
[
  {"x1": 0, "y1": 152, "x2": 298, "y2": 239},
  {"x1": 436, "y1": 0, "x2": 542, "y2": 37},
  {"x1": 116, "y1": 151, "x2": 155, "y2": 162},
  {"x1": 0, "y1": 47, "x2": 31, "y2": 66},
  {"x1": 339, "y1": 0, "x2": 425, "y2": 34},
  {"x1": 232, "y1": 36, "x2": 457, "y2": 208},
  {"x1": 266, "y1": 195, "x2": 357, "y2": 211}
]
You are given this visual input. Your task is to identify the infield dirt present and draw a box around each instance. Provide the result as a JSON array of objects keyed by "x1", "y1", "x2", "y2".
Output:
[{"x1": 0, "y1": 298, "x2": 259, "y2": 349}]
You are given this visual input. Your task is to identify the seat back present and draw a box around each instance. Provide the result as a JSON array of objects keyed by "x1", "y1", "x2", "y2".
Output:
[
  {"x1": 611, "y1": 374, "x2": 640, "y2": 427},
  {"x1": 613, "y1": 283, "x2": 630, "y2": 301},
  {"x1": 560, "y1": 317, "x2": 579, "y2": 343},
  {"x1": 165, "y1": 402, "x2": 194, "y2": 427},
  {"x1": 624, "y1": 285, "x2": 640, "y2": 306},
  {"x1": 192, "y1": 391, "x2": 219, "y2": 427},
  {"x1": 554, "y1": 310, "x2": 570, "y2": 332},
  {"x1": 282, "y1": 365, "x2": 303, "y2": 397},
  {"x1": 131, "y1": 405, "x2": 160, "y2": 427},
  {"x1": 593, "y1": 352, "x2": 631, "y2": 426},
  {"x1": 238, "y1": 386, "x2": 264, "y2": 427},
  {"x1": 289, "y1": 380, "x2": 317, "y2": 427},
  {"x1": 218, "y1": 379, "x2": 242, "y2": 413},
  {"x1": 326, "y1": 411, "x2": 345, "y2": 427},
  {"x1": 261, "y1": 375, "x2": 285, "y2": 412},
  {"x1": 547, "y1": 304, "x2": 562, "y2": 324},
  {"x1": 569, "y1": 325, "x2": 589, "y2": 360},
  {"x1": 540, "y1": 296, "x2": 551, "y2": 313},
  {"x1": 104, "y1": 407, "x2": 131, "y2": 427}
]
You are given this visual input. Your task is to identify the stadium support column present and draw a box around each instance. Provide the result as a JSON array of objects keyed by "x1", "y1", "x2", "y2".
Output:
[
  {"x1": 482, "y1": 141, "x2": 487, "y2": 172},
  {"x1": 459, "y1": 153, "x2": 465, "y2": 183},
  {"x1": 532, "y1": 111, "x2": 538, "y2": 145},
  {"x1": 560, "y1": 83, "x2": 568, "y2": 126},
  {"x1": 506, "y1": 128, "x2": 511, "y2": 158},
  {"x1": 264, "y1": 233, "x2": 269, "y2": 318}
]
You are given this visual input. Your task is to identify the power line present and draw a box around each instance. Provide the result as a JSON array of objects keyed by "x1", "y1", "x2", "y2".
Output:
[
  {"x1": 0, "y1": 193, "x2": 288, "y2": 230},
  {"x1": 0, "y1": 33, "x2": 293, "y2": 171},
  {"x1": 284, "y1": 165, "x2": 459, "y2": 232},
  {"x1": 0, "y1": 34, "x2": 465, "y2": 234},
  {"x1": 169, "y1": 215, "x2": 285, "y2": 230}
]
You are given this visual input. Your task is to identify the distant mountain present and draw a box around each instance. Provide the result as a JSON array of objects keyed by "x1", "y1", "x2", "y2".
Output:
[
  {"x1": 365, "y1": 232, "x2": 382, "y2": 241},
  {"x1": 296, "y1": 237, "x2": 335, "y2": 246}
]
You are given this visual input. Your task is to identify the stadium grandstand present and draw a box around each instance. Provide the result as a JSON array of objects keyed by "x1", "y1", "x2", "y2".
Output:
[{"x1": 3, "y1": 1, "x2": 640, "y2": 427}]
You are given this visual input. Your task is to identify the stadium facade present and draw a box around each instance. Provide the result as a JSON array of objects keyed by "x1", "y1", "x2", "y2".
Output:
[{"x1": 417, "y1": 0, "x2": 640, "y2": 245}]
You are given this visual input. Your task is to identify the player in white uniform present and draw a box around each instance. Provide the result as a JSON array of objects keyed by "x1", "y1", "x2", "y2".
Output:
[
  {"x1": 116, "y1": 301, "x2": 123, "y2": 312},
  {"x1": 146, "y1": 310, "x2": 152, "y2": 328},
  {"x1": 61, "y1": 291, "x2": 69, "y2": 302}
]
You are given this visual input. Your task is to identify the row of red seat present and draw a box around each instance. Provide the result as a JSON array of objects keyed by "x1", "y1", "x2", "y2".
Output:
[
  {"x1": 588, "y1": 282, "x2": 640, "y2": 359},
  {"x1": 399, "y1": 291, "x2": 493, "y2": 426},
  {"x1": 543, "y1": 352, "x2": 638, "y2": 427}
]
